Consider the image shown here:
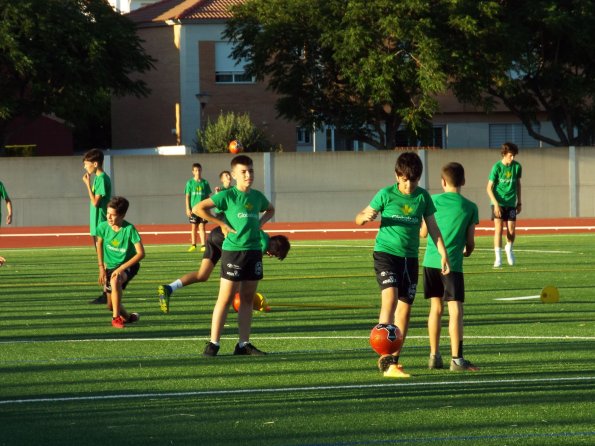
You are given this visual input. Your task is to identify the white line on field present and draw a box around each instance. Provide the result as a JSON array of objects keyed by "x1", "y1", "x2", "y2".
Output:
[
  {"x1": 0, "y1": 376, "x2": 592, "y2": 406},
  {"x1": 494, "y1": 295, "x2": 541, "y2": 301}
]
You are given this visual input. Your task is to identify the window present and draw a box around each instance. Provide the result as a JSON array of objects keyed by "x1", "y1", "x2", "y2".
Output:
[
  {"x1": 296, "y1": 127, "x2": 311, "y2": 144},
  {"x1": 215, "y1": 42, "x2": 255, "y2": 84},
  {"x1": 489, "y1": 123, "x2": 540, "y2": 148},
  {"x1": 395, "y1": 126, "x2": 445, "y2": 148}
]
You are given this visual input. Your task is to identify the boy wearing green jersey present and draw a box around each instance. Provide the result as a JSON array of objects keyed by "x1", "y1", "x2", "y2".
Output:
[
  {"x1": 157, "y1": 227, "x2": 290, "y2": 314},
  {"x1": 356, "y1": 152, "x2": 450, "y2": 378},
  {"x1": 194, "y1": 155, "x2": 275, "y2": 356},
  {"x1": 487, "y1": 142, "x2": 522, "y2": 267},
  {"x1": 82, "y1": 149, "x2": 112, "y2": 305},
  {"x1": 185, "y1": 163, "x2": 212, "y2": 253},
  {"x1": 96, "y1": 197, "x2": 145, "y2": 329},
  {"x1": 421, "y1": 162, "x2": 479, "y2": 372},
  {"x1": 0, "y1": 180, "x2": 12, "y2": 226}
]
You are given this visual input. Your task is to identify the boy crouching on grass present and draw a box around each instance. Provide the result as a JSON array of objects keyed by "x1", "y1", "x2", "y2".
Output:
[{"x1": 96, "y1": 196, "x2": 145, "y2": 329}]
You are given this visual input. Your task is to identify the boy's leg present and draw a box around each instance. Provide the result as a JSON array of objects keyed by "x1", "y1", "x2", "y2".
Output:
[
  {"x1": 237, "y1": 280, "x2": 259, "y2": 344},
  {"x1": 198, "y1": 222, "x2": 206, "y2": 249},
  {"x1": 394, "y1": 299, "x2": 412, "y2": 355},
  {"x1": 208, "y1": 278, "x2": 237, "y2": 344},
  {"x1": 505, "y1": 220, "x2": 517, "y2": 265},
  {"x1": 181, "y1": 259, "x2": 215, "y2": 285},
  {"x1": 109, "y1": 271, "x2": 128, "y2": 328},
  {"x1": 89, "y1": 235, "x2": 108, "y2": 304},
  {"x1": 493, "y1": 218, "x2": 503, "y2": 267},
  {"x1": 428, "y1": 297, "x2": 443, "y2": 356},
  {"x1": 188, "y1": 223, "x2": 198, "y2": 251},
  {"x1": 378, "y1": 287, "x2": 398, "y2": 325},
  {"x1": 447, "y1": 300, "x2": 463, "y2": 359}
]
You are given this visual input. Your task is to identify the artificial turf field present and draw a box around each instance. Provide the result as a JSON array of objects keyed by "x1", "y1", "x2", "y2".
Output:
[{"x1": 0, "y1": 233, "x2": 594, "y2": 445}]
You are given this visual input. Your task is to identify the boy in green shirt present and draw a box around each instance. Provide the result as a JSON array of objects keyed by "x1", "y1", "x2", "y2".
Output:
[
  {"x1": 195, "y1": 155, "x2": 275, "y2": 356},
  {"x1": 356, "y1": 152, "x2": 450, "y2": 378},
  {"x1": 487, "y1": 142, "x2": 522, "y2": 267},
  {"x1": 421, "y1": 162, "x2": 479, "y2": 372},
  {"x1": 82, "y1": 149, "x2": 112, "y2": 304},
  {"x1": 185, "y1": 163, "x2": 212, "y2": 253},
  {"x1": 0, "y1": 180, "x2": 13, "y2": 226},
  {"x1": 96, "y1": 196, "x2": 145, "y2": 329}
]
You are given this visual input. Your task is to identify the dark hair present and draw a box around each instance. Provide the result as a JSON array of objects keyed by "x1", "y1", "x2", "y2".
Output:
[
  {"x1": 107, "y1": 196, "x2": 129, "y2": 216},
  {"x1": 219, "y1": 170, "x2": 231, "y2": 178},
  {"x1": 501, "y1": 142, "x2": 519, "y2": 156},
  {"x1": 231, "y1": 155, "x2": 253, "y2": 168},
  {"x1": 83, "y1": 149, "x2": 104, "y2": 166},
  {"x1": 192, "y1": 163, "x2": 202, "y2": 170},
  {"x1": 268, "y1": 235, "x2": 291, "y2": 260},
  {"x1": 442, "y1": 162, "x2": 465, "y2": 187},
  {"x1": 395, "y1": 152, "x2": 423, "y2": 181}
]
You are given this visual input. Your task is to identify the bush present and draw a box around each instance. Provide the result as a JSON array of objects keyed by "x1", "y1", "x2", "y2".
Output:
[{"x1": 197, "y1": 112, "x2": 279, "y2": 153}]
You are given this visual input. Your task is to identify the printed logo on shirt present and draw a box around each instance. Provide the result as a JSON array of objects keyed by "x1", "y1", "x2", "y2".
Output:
[{"x1": 401, "y1": 204, "x2": 414, "y2": 215}]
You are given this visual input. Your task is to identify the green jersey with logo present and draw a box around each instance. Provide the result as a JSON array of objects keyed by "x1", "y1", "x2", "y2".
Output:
[
  {"x1": 260, "y1": 230, "x2": 270, "y2": 253},
  {"x1": 370, "y1": 184, "x2": 436, "y2": 258},
  {"x1": 489, "y1": 160, "x2": 522, "y2": 207},
  {"x1": 90, "y1": 172, "x2": 112, "y2": 236},
  {"x1": 97, "y1": 220, "x2": 142, "y2": 269},
  {"x1": 0, "y1": 180, "x2": 9, "y2": 226},
  {"x1": 185, "y1": 178, "x2": 212, "y2": 208},
  {"x1": 423, "y1": 192, "x2": 478, "y2": 273},
  {"x1": 211, "y1": 187, "x2": 270, "y2": 251}
]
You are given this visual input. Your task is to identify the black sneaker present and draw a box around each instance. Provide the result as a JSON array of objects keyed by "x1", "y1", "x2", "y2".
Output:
[
  {"x1": 89, "y1": 294, "x2": 107, "y2": 304},
  {"x1": 233, "y1": 342, "x2": 266, "y2": 356},
  {"x1": 203, "y1": 342, "x2": 220, "y2": 357},
  {"x1": 428, "y1": 354, "x2": 444, "y2": 369}
]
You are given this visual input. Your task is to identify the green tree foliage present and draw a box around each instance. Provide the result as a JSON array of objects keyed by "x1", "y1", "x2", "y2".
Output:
[
  {"x1": 444, "y1": 0, "x2": 595, "y2": 146},
  {"x1": 197, "y1": 111, "x2": 274, "y2": 153},
  {"x1": 0, "y1": 0, "x2": 154, "y2": 146},
  {"x1": 225, "y1": 0, "x2": 447, "y2": 150}
]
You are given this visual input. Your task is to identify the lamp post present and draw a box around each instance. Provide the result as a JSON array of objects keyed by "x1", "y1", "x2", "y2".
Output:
[{"x1": 195, "y1": 92, "x2": 210, "y2": 152}]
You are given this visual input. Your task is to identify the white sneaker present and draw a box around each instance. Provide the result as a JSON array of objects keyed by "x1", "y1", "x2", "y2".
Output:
[
  {"x1": 505, "y1": 244, "x2": 515, "y2": 266},
  {"x1": 493, "y1": 259, "x2": 502, "y2": 268}
]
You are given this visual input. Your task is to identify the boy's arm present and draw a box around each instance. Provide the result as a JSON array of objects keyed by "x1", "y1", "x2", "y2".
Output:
[
  {"x1": 185, "y1": 193, "x2": 192, "y2": 217},
  {"x1": 260, "y1": 203, "x2": 275, "y2": 228},
  {"x1": 516, "y1": 179, "x2": 522, "y2": 214},
  {"x1": 82, "y1": 174, "x2": 102, "y2": 207},
  {"x1": 194, "y1": 198, "x2": 235, "y2": 236},
  {"x1": 5, "y1": 198, "x2": 12, "y2": 225},
  {"x1": 355, "y1": 206, "x2": 378, "y2": 226},
  {"x1": 486, "y1": 179, "x2": 501, "y2": 217},
  {"x1": 96, "y1": 236, "x2": 107, "y2": 285},
  {"x1": 425, "y1": 214, "x2": 451, "y2": 274},
  {"x1": 464, "y1": 224, "x2": 476, "y2": 257},
  {"x1": 419, "y1": 218, "x2": 428, "y2": 238}
]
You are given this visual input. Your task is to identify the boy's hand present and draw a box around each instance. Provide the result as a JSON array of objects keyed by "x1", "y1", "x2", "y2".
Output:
[
  {"x1": 361, "y1": 208, "x2": 378, "y2": 222},
  {"x1": 516, "y1": 203, "x2": 522, "y2": 214},
  {"x1": 221, "y1": 224, "x2": 236, "y2": 238},
  {"x1": 441, "y1": 258, "x2": 451, "y2": 275},
  {"x1": 6, "y1": 214, "x2": 11, "y2": 225},
  {"x1": 493, "y1": 203, "x2": 502, "y2": 218},
  {"x1": 186, "y1": 208, "x2": 192, "y2": 217},
  {"x1": 98, "y1": 267, "x2": 106, "y2": 285},
  {"x1": 214, "y1": 186, "x2": 221, "y2": 193},
  {"x1": 82, "y1": 173, "x2": 91, "y2": 186}
]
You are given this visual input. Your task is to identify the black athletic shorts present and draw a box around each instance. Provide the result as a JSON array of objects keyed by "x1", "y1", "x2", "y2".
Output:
[
  {"x1": 491, "y1": 205, "x2": 517, "y2": 222},
  {"x1": 423, "y1": 267, "x2": 465, "y2": 302},
  {"x1": 220, "y1": 249, "x2": 263, "y2": 281},
  {"x1": 373, "y1": 251, "x2": 418, "y2": 304},
  {"x1": 203, "y1": 226, "x2": 225, "y2": 264},
  {"x1": 104, "y1": 263, "x2": 140, "y2": 293},
  {"x1": 189, "y1": 213, "x2": 207, "y2": 225}
]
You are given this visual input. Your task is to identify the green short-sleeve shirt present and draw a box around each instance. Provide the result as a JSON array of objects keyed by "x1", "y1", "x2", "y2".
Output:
[
  {"x1": 260, "y1": 230, "x2": 270, "y2": 253},
  {"x1": 370, "y1": 184, "x2": 436, "y2": 258},
  {"x1": 423, "y1": 192, "x2": 479, "y2": 273},
  {"x1": 489, "y1": 160, "x2": 522, "y2": 207},
  {"x1": 0, "y1": 181, "x2": 9, "y2": 226},
  {"x1": 211, "y1": 187, "x2": 270, "y2": 251},
  {"x1": 97, "y1": 220, "x2": 142, "y2": 269},
  {"x1": 185, "y1": 178, "x2": 212, "y2": 208},
  {"x1": 90, "y1": 173, "x2": 112, "y2": 236}
]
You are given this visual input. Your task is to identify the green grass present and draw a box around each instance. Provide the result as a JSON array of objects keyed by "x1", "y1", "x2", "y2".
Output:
[{"x1": 0, "y1": 234, "x2": 594, "y2": 445}]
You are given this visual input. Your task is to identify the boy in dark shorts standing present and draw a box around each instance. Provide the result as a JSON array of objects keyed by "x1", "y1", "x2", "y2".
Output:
[
  {"x1": 185, "y1": 163, "x2": 212, "y2": 253},
  {"x1": 194, "y1": 155, "x2": 275, "y2": 356},
  {"x1": 421, "y1": 162, "x2": 479, "y2": 372},
  {"x1": 487, "y1": 142, "x2": 522, "y2": 267},
  {"x1": 356, "y1": 152, "x2": 450, "y2": 378},
  {"x1": 157, "y1": 227, "x2": 290, "y2": 313},
  {"x1": 96, "y1": 196, "x2": 145, "y2": 329}
]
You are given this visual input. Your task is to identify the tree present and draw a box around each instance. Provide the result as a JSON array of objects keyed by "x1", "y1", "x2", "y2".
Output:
[
  {"x1": 444, "y1": 0, "x2": 595, "y2": 146},
  {"x1": 225, "y1": 0, "x2": 447, "y2": 150},
  {"x1": 197, "y1": 111, "x2": 275, "y2": 153},
  {"x1": 0, "y1": 0, "x2": 155, "y2": 147}
]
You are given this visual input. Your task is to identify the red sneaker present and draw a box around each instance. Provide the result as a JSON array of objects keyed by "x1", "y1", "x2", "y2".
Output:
[{"x1": 111, "y1": 316, "x2": 126, "y2": 329}]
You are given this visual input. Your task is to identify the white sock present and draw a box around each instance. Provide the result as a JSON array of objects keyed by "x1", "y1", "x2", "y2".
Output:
[
  {"x1": 169, "y1": 279, "x2": 183, "y2": 291},
  {"x1": 505, "y1": 242, "x2": 513, "y2": 251},
  {"x1": 494, "y1": 248, "x2": 502, "y2": 261},
  {"x1": 238, "y1": 341, "x2": 249, "y2": 348},
  {"x1": 210, "y1": 340, "x2": 220, "y2": 346}
]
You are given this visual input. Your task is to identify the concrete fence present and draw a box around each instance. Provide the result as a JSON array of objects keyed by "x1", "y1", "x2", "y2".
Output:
[{"x1": 0, "y1": 147, "x2": 593, "y2": 228}]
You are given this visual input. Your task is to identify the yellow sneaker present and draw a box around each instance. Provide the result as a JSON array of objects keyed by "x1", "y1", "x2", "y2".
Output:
[
  {"x1": 200, "y1": 245, "x2": 206, "y2": 252},
  {"x1": 384, "y1": 364, "x2": 411, "y2": 378},
  {"x1": 187, "y1": 245, "x2": 197, "y2": 252}
]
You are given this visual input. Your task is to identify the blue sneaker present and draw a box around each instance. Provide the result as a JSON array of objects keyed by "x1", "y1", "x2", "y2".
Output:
[{"x1": 157, "y1": 284, "x2": 172, "y2": 314}]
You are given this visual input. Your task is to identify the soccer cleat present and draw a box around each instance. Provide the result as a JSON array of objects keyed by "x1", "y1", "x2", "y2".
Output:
[
  {"x1": 493, "y1": 259, "x2": 502, "y2": 268},
  {"x1": 126, "y1": 313, "x2": 140, "y2": 324},
  {"x1": 233, "y1": 342, "x2": 266, "y2": 356},
  {"x1": 384, "y1": 364, "x2": 411, "y2": 378},
  {"x1": 505, "y1": 244, "x2": 515, "y2": 266},
  {"x1": 187, "y1": 245, "x2": 197, "y2": 253},
  {"x1": 200, "y1": 245, "x2": 206, "y2": 253},
  {"x1": 450, "y1": 358, "x2": 479, "y2": 372},
  {"x1": 377, "y1": 354, "x2": 397, "y2": 372},
  {"x1": 89, "y1": 294, "x2": 107, "y2": 304},
  {"x1": 111, "y1": 316, "x2": 126, "y2": 329},
  {"x1": 157, "y1": 284, "x2": 172, "y2": 314},
  {"x1": 428, "y1": 354, "x2": 444, "y2": 369},
  {"x1": 203, "y1": 342, "x2": 220, "y2": 357}
]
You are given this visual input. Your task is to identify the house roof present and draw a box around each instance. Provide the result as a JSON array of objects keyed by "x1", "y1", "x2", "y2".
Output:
[{"x1": 127, "y1": 0, "x2": 244, "y2": 23}]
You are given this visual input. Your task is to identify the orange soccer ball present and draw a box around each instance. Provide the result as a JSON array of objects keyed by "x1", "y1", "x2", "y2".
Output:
[
  {"x1": 228, "y1": 140, "x2": 243, "y2": 154},
  {"x1": 369, "y1": 324, "x2": 403, "y2": 355}
]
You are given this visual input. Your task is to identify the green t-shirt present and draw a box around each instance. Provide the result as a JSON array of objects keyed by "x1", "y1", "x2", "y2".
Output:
[
  {"x1": 489, "y1": 160, "x2": 522, "y2": 207},
  {"x1": 423, "y1": 192, "x2": 479, "y2": 273},
  {"x1": 370, "y1": 184, "x2": 436, "y2": 258},
  {"x1": 211, "y1": 187, "x2": 270, "y2": 251},
  {"x1": 0, "y1": 180, "x2": 9, "y2": 226},
  {"x1": 90, "y1": 172, "x2": 112, "y2": 236},
  {"x1": 185, "y1": 178, "x2": 212, "y2": 208},
  {"x1": 97, "y1": 220, "x2": 142, "y2": 269},
  {"x1": 260, "y1": 231, "x2": 270, "y2": 253}
]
